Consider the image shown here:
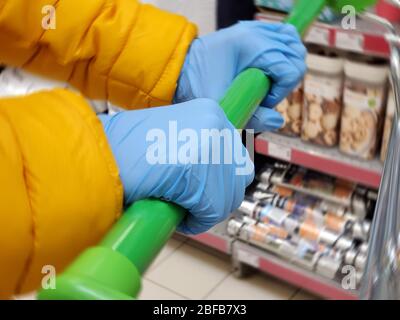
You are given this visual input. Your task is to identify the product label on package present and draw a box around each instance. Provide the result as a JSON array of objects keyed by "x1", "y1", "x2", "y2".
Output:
[
  {"x1": 260, "y1": 205, "x2": 289, "y2": 225},
  {"x1": 344, "y1": 88, "x2": 385, "y2": 112},
  {"x1": 304, "y1": 74, "x2": 342, "y2": 101},
  {"x1": 340, "y1": 83, "x2": 386, "y2": 159}
]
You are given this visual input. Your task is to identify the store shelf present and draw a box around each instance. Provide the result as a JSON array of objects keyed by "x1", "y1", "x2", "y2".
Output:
[
  {"x1": 187, "y1": 223, "x2": 233, "y2": 254},
  {"x1": 233, "y1": 240, "x2": 359, "y2": 300},
  {"x1": 256, "y1": 11, "x2": 392, "y2": 58},
  {"x1": 255, "y1": 132, "x2": 382, "y2": 188},
  {"x1": 186, "y1": 220, "x2": 360, "y2": 299}
]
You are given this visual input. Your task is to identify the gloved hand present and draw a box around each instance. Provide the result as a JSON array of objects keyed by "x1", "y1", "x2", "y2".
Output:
[
  {"x1": 99, "y1": 99, "x2": 254, "y2": 235},
  {"x1": 175, "y1": 21, "x2": 307, "y2": 133}
]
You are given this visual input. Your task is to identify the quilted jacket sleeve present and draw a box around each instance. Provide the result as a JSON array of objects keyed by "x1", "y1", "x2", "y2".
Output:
[
  {"x1": 0, "y1": 89, "x2": 123, "y2": 299},
  {"x1": 0, "y1": 0, "x2": 198, "y2": 108}
]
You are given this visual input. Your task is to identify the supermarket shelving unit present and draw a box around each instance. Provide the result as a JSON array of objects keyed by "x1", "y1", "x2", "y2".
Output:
[
  {"x1": 184, "y1": 10, "x2": 399, "y2": 300},
  {"x1": 182, "y1": 219, "x2": 359, "y2": 300},
  {"x1": 255, "y1": 132, "x2": 383, "y2": 189},
  {"x1": 232, "y1": 241, "x2": 358, "y2": 300},
  {"x1": 188, "y1": 221, "x2": 233, "y2": 255},
  {"x1": 256, "y1": 11, "x2": 392, "y2": 58}
]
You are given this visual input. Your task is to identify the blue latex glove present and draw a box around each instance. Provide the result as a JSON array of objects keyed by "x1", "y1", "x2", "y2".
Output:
[
  {"x1": 175, "y1": 21, "x2": 307, "y2": 133},
  {"x1": 99, "y1": 99, "x2": 254, "y2": 235}
]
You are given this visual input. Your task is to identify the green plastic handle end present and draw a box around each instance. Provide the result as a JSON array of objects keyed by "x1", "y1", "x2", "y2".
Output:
[{"x1": 37, "y1": 247, "x2": 140, "y2": 300}]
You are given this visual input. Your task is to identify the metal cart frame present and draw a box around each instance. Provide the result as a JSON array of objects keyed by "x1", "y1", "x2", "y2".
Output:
[{"x1": 359, "y1": 2, "x2": 400, "y2": 299}]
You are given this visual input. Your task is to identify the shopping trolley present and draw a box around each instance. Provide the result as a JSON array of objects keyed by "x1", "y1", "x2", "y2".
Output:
[{"x1": 38, "y1": 0, "x2": 394, "y2": 300}]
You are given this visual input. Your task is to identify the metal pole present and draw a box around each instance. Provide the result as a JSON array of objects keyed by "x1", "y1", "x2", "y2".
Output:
[{"x1": 359, "y1": 12, "x2": 400, "y2": 300}]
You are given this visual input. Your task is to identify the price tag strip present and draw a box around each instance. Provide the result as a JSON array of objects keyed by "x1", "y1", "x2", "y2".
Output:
[
  {"x1": 237, "y1": 249, "x2": 260, "y2": 269},
  {"x1": 305, "y1": 26, "x2": 330, "y2": 46},
  {"x1": 268, "y1": 141, "x2": 292, "y2": 162},
  {"x1": 335, "y1": 31, "x2": 364, "y2": 52}
]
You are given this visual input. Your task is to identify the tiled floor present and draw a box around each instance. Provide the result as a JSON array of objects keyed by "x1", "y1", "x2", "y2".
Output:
[
  {"x1": 140, "y1": 237, "x2": 318, "y2": 300},
  {"x1": 14, "y1": 238, "x2": 319, "y2": 300}
]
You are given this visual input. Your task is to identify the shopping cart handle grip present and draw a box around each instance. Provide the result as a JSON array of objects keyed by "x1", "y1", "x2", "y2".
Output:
[
  {"x1": 38, "y1": 0, "x2": 352, "y2": 300},
  {"x1": 37, "y1": 68, "x2": 270, "y2": 300}
]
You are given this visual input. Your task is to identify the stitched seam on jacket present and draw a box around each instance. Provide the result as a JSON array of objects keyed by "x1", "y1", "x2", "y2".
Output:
[
  {"x1": 65, "y1": 0, "x2": 108, "y2": 89},
  {"x1": 52, "y1": 90, "x2": 123, "y2": 223},
  {"x1": 105, "y1": 2, "x2": 141, "y2": 103},
  {"x1": 0, "y1": 106, "x2": 36, "y2": 296},
  {"x1": 21, "y1": 0, "x2": 60, "y2": 70},
  {"x1": 148, "y1": 20, "x2": 190, "y2": 98},
  {"x1": 18, "y1": 0, "x2": 188, "y2": 107},
  {"x1": 107, "y1": 74, "x2": 170, "y2": 105}
]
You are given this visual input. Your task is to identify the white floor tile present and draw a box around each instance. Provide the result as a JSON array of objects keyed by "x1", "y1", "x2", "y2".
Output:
[
  {"x1": 147, "y1": 238, "x2": 185, "y2": 272},
  {"x1": 139, "y1": 279, "x2": 186, "y2": 300},
  {"x1": 146, "y1": 243, "x2": 231, "y2": 300},
  {"x1": 206, "y1": 272, "x2": 297, "y2": 300},
  {"x1": 291, "y1": 289, "x2": 319, "y2": 300}
]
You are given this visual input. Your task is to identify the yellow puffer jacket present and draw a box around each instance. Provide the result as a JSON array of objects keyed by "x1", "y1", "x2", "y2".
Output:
[{"x1": 0, "y1": 0, "x2": 197, "y2": 299}]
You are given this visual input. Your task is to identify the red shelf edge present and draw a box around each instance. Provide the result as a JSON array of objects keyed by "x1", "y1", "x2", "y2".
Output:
[
  {"x1": 190, "y1": 232, "x2": 229, "y2": 254},
  {"x1": 257, "y1": 255, "x2": 358, "y2": 300},
  {"x1": 255, "y1": 137, "x2": 381, "y2": 188},
  {"x1": 255, "y1": 12, "x2": 391, "y2": 58},
  {"x1": 191, "y1": 232, "x2": 358, "y2": 299}
]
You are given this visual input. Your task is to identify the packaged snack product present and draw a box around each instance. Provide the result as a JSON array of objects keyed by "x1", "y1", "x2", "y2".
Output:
[
  {"x1": 257, "y1": 162, "x2": 378, "y2": 219},
  {"x1": 227, "y1": 218, "x2": 343, "y2": 280},
  {"x1": 340, "y1": 59, "x2": 388, "y2": 159},
  {"x1": 380, "y1": 88, "x2": 395, "y2": 162},
  {"x1": 276, "y1": 84, "x2": 303, "y2": 136},
  {"x1": 301, "y1": 52, "x2": 344, "y2": 147}
]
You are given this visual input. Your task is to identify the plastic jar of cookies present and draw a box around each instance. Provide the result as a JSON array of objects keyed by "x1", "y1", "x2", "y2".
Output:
[
  {"x1": 380, "y1": 88, "x2": 395, "y2": 162},
  {"x1": 339, "y1": 59, "x2": 388, "y2": 160},
  {"x1": 276, "y1": 83, "x2": 303, "y2": 137},
  {"x1": 301, "y1": 52, "x2": 344, "y2": 147}
]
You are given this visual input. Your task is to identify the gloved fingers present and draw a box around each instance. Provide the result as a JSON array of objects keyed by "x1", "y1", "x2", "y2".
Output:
[
  {"x1": 177, "y1": 215, "x2": 216, "y2": 235},
  {"x1": 263, "y1": 49, "x2": 307, "y2": 85},
  {"x1": 177, "y1": 175, "x2": 247, "y2": 235},
  {"x1": 263, "y1": 81, "x2": 300, "y2": 108},
  {"x1": 176, "y1": 183, "x2": 249, "y2": 236},
  {"x1": 246, "y1": 22, "x2": 304, "y2": 45},
  {"x1": 239, "y1": 21, "x2": 301, "y2": 40},
  {"x1": 177, "y1": 128, "x2": 253, "y2": 235},
  {"x1": 254, "y1": 51, "x2": 306, "y2": 108},
  {"x1": 279, "y1": 23, "x2": 302, "y2": 39},
  {"x1": 251, "y1": 29, "x2": 305, "y2": 56},
  {"x1": 177, "y1": 181, "x2": 231, "y2": 235},
  {"x1": 257, "y1": 23, "x2": 304, "y2": 49},
  {"x1": 245, "y1": 107, "x2": 285, "y2": 133},
  {"x1": 247, "y1": 35, "x2": 306, "y2": 71},
  {"x1": 243, "y1": 23, "x2": 306, "y2": 63},
  {"x1": 260, "y1": 37, "x2": 306, "y2": 63},
  {"x1": 286, "y1": 41, "x2": 307, "y2": 60}
]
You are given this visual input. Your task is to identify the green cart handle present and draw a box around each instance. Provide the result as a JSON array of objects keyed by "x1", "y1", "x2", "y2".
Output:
[
  {"x1": 37, "y1": 68, "x2": 270, "y2": 300},
  {"x1": 38, "y1": 0, "x2": 375, "y2": 300}
]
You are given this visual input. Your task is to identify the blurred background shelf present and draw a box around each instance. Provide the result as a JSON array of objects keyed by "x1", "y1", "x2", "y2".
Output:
[
  {"x1": 255, "y1": 132, "x2": 383, "y2": 188},
  {"x1": 182, "y1": 221, "x2": 359, "y2": 300},
  {"x1": 256, "y1": 11, "x2": 393, "y2": 58},
  {"x1": 232, "y1": 240, "x2": 359, "y2": 300},
  {"x1": 184, "y1": 222, "x2": 233, "y2": 255}
]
